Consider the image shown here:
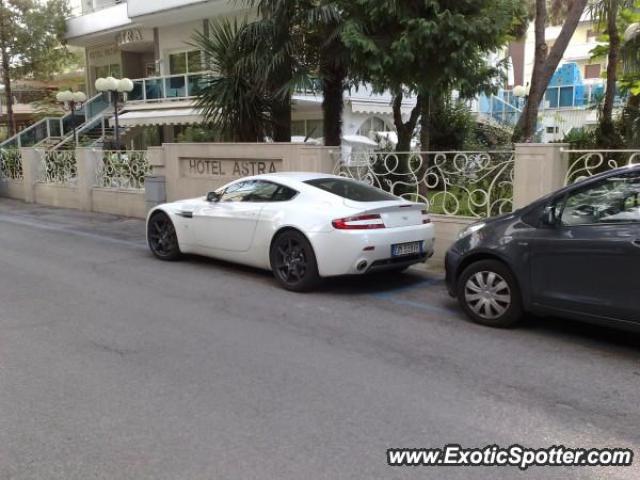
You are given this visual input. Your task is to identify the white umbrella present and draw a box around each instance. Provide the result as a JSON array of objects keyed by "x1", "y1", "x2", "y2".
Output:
[{"x1": 342, "y1": 134, "x2": 379, "y2": 146}]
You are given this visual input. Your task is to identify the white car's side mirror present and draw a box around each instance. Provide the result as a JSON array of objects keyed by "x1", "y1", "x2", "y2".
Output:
[{"x1": 207, "y1": 191, "x2": 221, "y2": 203}]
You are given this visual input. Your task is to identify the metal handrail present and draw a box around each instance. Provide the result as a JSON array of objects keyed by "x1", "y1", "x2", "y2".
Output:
[
  {"x1": 0, "y1": 117, "x2": 58, "y2": 149},
  {"x1": 0, "y1": 92, "x2": 109, "y2": 150},
  {"x1": 54, "y1": 115, "x2": 107, "y2": 150}
]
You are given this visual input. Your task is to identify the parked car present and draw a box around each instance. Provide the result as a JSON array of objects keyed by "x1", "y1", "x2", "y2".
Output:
[
  {"x1": 446, "y1": 164, "x2": 640, "y2": 329},
  {"x1": 147, "y1": 172, "x2": 435, "y2": 291}
]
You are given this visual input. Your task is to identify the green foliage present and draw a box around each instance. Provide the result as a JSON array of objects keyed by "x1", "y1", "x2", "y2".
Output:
[
  {"x1": 0, "y1": 147, "x2": 22, "y2": 178},
  {"x1": 472, "y1": 123, "x2": 514, "y2": 150},
  {"x1": 99, "y1": 151, "x2": 150, "y2": 189},
  {"x1": 0, "y1": 0, "x2": 73, "y2": 80},
  {"x1": 31, "y1": 91, "x2": 64, "y2": 120},
  {"x1": 426, "y1": 100, "x2": 475, "y2": 151},
  {"x1": 561, "y1": 127, "x2": 599, "y2": 149},
  {"x1": 191, "y1": 18, "x2": 272, "y2": 142},
  {"x1": 176, "y1": 125, "x2": 220, "y2": 143},
  {"x1": 336, "y1": 0, "x2": 526, "y2": 155},
  {"x1": 618, "y1": 98, "x2": 640, "y2": 146},
  {"x1": 337, "y1": 0, "x2": 527, "y2": 97}
]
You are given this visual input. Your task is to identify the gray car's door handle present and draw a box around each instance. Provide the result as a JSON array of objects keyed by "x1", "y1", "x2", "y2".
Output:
[{"x1": 632, "y1": 239, "x2": 640, "y2": 248}]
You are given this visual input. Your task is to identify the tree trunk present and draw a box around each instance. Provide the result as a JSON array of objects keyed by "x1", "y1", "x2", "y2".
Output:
[
  {"x1": 513, "y1": 0, "x2": 588, "y2": 142},
  {"x1": 271, "y1": 95, "x2": 292, "y2": 142},
  {"x1": 0, "y1": 0, "x2": 16, "y2": 137},
  {"x1": 419, "y1": 95, "x2": 431, "y2": 152},
  {"x1": 601, "y1": 0, "x2": 620, "y2": 134},
  {"x1": 393, "y1": 93, "x2": 422, "y2": 153},
  {"x1": 390, "y1": 93, "x2": 422, "y2": 196},
  {"x1": 270, "y1": 10, "x2": 292, "y2": 143},
  {"x1": 320, "y1": 54, "x2": 346, "y2": 147}
]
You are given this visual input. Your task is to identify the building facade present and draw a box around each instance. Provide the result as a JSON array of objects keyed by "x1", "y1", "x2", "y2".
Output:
[{"x1": 65, "y1": 0, "x2": 412, "y2": 151}]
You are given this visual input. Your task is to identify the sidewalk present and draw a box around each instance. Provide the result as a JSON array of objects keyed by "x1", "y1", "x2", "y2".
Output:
[{"x1": 0, "y1": 198, "x2": 146, "y2": 246}]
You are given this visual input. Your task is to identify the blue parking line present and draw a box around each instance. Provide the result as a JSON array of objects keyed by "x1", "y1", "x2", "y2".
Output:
[
  {"x1": 381, "y1": 297, "x2": 459, "y2": 315},
  {"x1": 371, "y1": 277, "x2": 444, "y2": 299},
  {"x1": 371, "y1": 277, "x2": 458, "y2": 315}
]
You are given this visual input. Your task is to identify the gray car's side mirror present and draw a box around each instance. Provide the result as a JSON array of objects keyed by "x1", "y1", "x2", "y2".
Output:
[
  {"x1": 206, "y1": 191, "x2": 221, "y2": 202},
  {"x1": 541, "y1": 205, "x2": 558, "y2": 226}
]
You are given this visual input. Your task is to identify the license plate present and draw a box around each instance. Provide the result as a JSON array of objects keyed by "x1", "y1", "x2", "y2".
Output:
[{"x1": 391, "y1": 241, "x2": 423, "y2": 257}]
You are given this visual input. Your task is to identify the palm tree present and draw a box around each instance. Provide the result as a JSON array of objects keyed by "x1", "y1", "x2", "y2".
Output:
[
  {"x1": 243, "y1": 0, "x2": 352, "y2": 146},
  {"x1": 589, "y1": 0, "x2": 634, "y2": 138},
  {"x1": 191, "y1": 18, "x2": 271, "y2": 142},
  {"x1": 305, "y1": 2, "x2": 351, "y2": 146},
  {"x1": 242, "y1": 0, "x2": 298, "y2": 142},
  {"x1": 619, "y1": 20, "x2": 640, "y2": 145},
  {"x1": 195, "y1": 1, "x2": 352, "y2": 146}
]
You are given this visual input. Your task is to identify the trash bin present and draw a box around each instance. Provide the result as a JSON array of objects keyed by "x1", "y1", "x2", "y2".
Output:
[{"x1": 144, "y1": 175, "x2": 166, "y2": 212}]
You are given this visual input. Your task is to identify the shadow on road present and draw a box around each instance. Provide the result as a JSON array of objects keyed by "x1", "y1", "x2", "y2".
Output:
[
  {"x1": 520, "y1": 314, "x2": 640, "y2": 354},
  {"x1": 174, "y1": 254, "x2": 640, "y2": 354}
]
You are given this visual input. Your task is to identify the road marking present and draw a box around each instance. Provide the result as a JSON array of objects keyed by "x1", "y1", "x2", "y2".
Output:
[
  {"x1": 374, "y1": 276, "x2": 444, "y2": 296},
  {"x1": 371, "y1": 278, "x2": 458, "y2": 315},
  {"x1": 0, "y1": 214, "x2": 147, "y2": 250},
  {"x1": 379, "y1": 297, "x2": 459, "y2": 315}
]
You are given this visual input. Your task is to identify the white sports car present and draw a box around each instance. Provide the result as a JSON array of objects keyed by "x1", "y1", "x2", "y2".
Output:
[{"x1": 146, "y1": 172, "x2": 436, "y2": 291}]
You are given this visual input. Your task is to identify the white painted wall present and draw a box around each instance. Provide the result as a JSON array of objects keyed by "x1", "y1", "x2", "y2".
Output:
[
  {"x1": 157, "y1": 20, "x2": 203, "y2": 75},
  {"x1": 128, "y1": 0, "x2": 223, "y2": 18},
  {"x1": 66, "y1": 2, "x2": 131, "y2": 40}
]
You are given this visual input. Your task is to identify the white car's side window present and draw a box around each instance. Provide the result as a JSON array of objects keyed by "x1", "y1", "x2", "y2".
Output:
[
  {"x1": 560, "y1": 172, "x2": 640, "y2": 226},
  {"x1": 219, "y1": 181, "x2": 256, "y2": 202},
  {"x1": 219, "y1": 181, "x2": 297, "y2": 203}
]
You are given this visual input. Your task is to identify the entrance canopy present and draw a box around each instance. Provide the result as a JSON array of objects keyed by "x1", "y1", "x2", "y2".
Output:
[{"x1": 118, "y1": 108, "x2": 203, "y2": 127}]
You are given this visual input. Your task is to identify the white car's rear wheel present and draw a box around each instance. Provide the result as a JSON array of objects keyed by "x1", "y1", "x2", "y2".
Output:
[
  {"x1": 270, "y1": 231, "x2": 320, "y2": 292},
  {"x1": 148, "y1": 212, "x2": 181, "y2": 261}
]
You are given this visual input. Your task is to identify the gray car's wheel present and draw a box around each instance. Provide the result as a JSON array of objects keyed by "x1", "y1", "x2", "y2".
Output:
[
  {"x1": 457, "y1": 260, "x2": 523, "y2": 327},
  {"x1": 147, "y1": 212, "x2": 181, "y2": 261},
  {"x1": 270, "y1": 230, "x2": 320, "y2": 292}
]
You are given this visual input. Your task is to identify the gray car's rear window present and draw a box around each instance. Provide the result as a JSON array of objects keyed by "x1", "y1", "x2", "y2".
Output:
[{"x1": 305, "y1": 178, "x2": 397, "y2": 202}]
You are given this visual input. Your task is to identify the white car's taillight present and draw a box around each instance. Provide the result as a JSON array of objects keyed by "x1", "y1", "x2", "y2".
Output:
[
  {"x1": 421, "y1": 209, "x2": 431, "y2": 224},
  {"x1": 332, "y1": 214, "x2": 386, "y2": 230}
]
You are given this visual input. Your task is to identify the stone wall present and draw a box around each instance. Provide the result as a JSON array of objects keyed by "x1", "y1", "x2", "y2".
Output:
[
  {"x1": 1, "y1": 143, "x2": 575, "y2": 268},
  {"x1": 149, "y1": 143, "x2": 336, "y2": 202}
]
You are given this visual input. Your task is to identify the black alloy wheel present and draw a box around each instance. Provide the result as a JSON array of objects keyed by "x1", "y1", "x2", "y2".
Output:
[
  {"x1": 147, "y1": 212, "x2": 181, "y2": 261},
  {"x1": 270, "y1": 230, "x2": 320, "y2": 292}
]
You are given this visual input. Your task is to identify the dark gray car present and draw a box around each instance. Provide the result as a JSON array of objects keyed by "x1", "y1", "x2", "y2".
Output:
[{"x1": 445, "y1": 164, "x2": 640, "y2": 329}]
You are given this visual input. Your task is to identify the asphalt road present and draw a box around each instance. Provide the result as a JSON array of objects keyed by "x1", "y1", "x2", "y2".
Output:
[{"x1": 0, "y1": 198, "x2": 639, "y2": 480}]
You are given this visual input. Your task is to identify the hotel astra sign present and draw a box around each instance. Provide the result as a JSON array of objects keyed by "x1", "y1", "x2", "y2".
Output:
[
  {"x1": 182, "y1": 158, "x2": 279, "y2": 178},
  {"x1": 116, "y1": 28, "x2": 153, "y2": 48}
]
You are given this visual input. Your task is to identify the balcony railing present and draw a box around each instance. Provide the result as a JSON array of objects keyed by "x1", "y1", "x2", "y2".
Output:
[
  {"x1": 127, "y1": 72, "x2": 210, "y2": 103},
  {"x1": 127, "y1": 72, "x2": 319, "y2": 104}
]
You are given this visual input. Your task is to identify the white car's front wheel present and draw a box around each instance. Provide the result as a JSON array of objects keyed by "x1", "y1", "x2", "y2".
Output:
[
  {"x1": 270, "y1": 230, "x2": 321, "y2": 292},
  {"x1": 148, "y1": 212, "x2": 181, "y2": 261}
]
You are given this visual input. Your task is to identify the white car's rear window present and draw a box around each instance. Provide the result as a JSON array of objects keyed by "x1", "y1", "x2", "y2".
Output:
[{"x1": 305, "y1": 178, "x2": 397, "y2": 202}]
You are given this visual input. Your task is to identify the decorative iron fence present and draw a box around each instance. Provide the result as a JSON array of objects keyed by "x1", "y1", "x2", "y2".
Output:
[
  {"x1": 334, "y1": 151, "x2": 515, "y2": 218},
  {"x1": 96, "y1": 151, "x2": 150, "y2": 190},
  {"x1": 39, "y1": 150, "x2": 77, "y2": 185},
  {"x1": 0, "y1": 148, "x2": 23, "y2": 180},
  {"x1": 564, "y1": 150, "x2": 640, "y2": 185}
]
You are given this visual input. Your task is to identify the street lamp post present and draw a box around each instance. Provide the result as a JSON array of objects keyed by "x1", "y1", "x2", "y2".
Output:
[
  {"x1": 513, "y1": 84, "x2": 530, "y2": 110},
  {"x1": 56, "y1": 90, "x2": 87, "y2": 147},
  {"x1": 95, "y1": 77, "x2": 134, "y2": 150}
]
